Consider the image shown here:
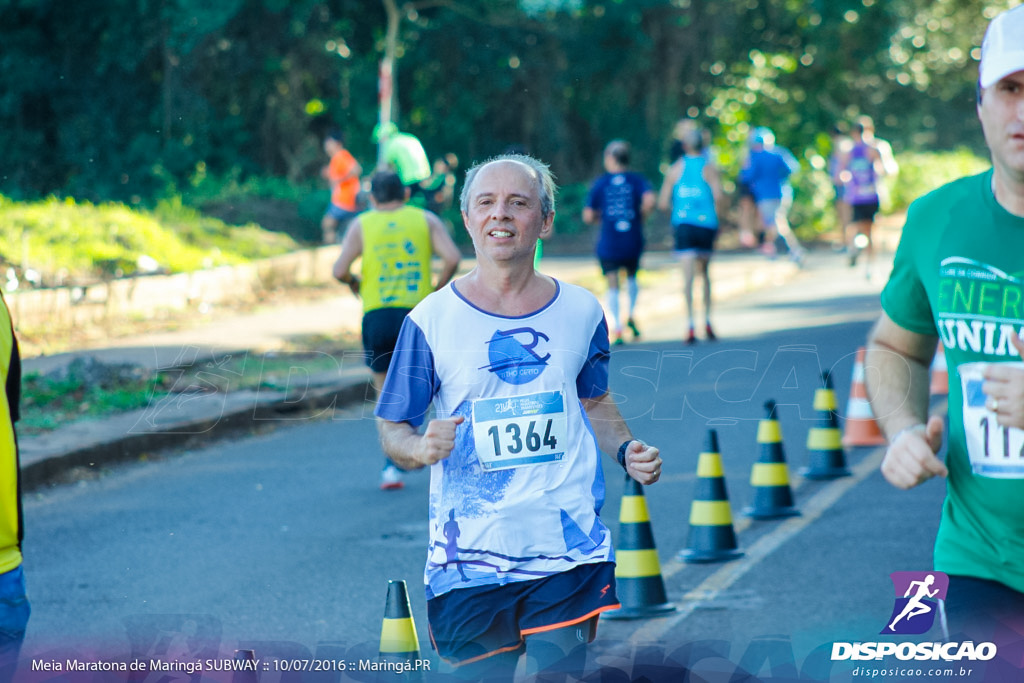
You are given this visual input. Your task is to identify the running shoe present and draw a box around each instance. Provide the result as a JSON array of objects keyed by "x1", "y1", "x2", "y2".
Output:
[
  {"x1": 685, "y1": 328, "x2": 698, "y2": 345},
  {"x1": 380, "y1": 464, "x2": 404, "y2": 491},
  {"x1": 626, "y1": 318, "x2": 641, "y2": 340},
  {"x1": 705, "y1": 323, "x2": 718, "y2": 341}
]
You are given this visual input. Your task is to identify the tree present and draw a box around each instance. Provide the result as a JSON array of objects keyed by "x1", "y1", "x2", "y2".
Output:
[{"x1": 0, "y1": 0, "x2": 1008, "y2": 218}]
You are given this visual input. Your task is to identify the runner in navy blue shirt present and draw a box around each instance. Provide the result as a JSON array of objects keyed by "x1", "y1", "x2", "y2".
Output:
[{"x1": 582, "y1": 140, "x2": 655, "y2": 345}]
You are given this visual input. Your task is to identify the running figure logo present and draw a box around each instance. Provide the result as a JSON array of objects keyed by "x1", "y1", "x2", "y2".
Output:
[{"x1": 881, "y1": 571, "x2": 949, "y2": 635}]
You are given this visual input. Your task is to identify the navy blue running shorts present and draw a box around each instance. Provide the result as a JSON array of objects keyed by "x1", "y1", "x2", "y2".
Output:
[
  {"x1": 426, "y1": 561, "x2": 618, "y2": 667},
  {"x1": 673, "y1": 223, "x2": 717, "y2": 255},
  {"x1": 361, "y1": 307, "x2": 413, "y2": 373},
  {"x1": 599, "y1": 256, "x2": 640, "y2": 277},
  {"x1": 850, "y1": 200, "x2": 879, "y2": 223}
]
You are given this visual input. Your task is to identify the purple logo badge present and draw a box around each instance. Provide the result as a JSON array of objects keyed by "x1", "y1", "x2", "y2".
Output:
[{"x1": 881, "y1": 571, "x2": 948, "y2": 635}]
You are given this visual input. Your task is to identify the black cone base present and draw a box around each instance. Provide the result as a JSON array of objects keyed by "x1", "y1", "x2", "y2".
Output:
[
  {"x1": 679, "y1": 547, "x2": 744, "y2": 563},
  {"x1": 800, "y1": 464, "x2": 852, "y2": 480},
  {"x1": 743, "y1": 504, "x2": 800, "y2": 520},
  {"x1": 603, "y1": 602, "x2": 677, "y2": 620},
  {"x1": 603, "y1": 575, "x2": 676, "y2": 620},
  {"x1": 679, "y1": 525, "x2": 743, "y2": 563}
]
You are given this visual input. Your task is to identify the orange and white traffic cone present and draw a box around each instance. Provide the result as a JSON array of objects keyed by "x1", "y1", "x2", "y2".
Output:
[
  {"x1": 842, "y1": 347, "x2": 887, "y2": 447},
  {"x1": 930, "y1": 342, "x2": 949, "y2": 397}
]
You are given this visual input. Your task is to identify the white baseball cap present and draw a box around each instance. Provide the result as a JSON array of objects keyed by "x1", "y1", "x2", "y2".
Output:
[{"x1": 979, "y1": 4, "x2": 1024, "y2": 89}]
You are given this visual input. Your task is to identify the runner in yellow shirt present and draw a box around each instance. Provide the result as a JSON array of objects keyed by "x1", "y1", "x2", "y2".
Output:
[{"x1": 333, "y1": 170, "x2": 461, "y2": 489}]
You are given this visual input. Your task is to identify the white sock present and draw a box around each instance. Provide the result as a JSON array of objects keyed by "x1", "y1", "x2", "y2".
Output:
[{"x1": 607, "y1": 289, "x2": 621, "y2": 330}]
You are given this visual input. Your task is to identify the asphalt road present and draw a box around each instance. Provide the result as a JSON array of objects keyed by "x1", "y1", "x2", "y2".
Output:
[{"x1": 17, "y1": 253, "x2": 965, "y2": 680}]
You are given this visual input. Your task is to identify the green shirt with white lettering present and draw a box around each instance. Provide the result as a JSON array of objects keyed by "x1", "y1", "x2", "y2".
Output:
[{"x1": 882, "y1": 169, "x2": 1024, "y2": 594}]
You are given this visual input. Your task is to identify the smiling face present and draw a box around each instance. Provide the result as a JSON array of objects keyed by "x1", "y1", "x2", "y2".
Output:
[
  {"x1": 461, "y1": 160, "x2": 554, "y2": 264},
  {"x1": 979, "y1": 70, "x2": 1024, "y2": 185}
]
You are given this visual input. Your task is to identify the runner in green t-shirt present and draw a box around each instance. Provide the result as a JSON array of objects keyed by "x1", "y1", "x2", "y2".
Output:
[
  {"x1": 865, "y1": 4, "x2": 1024, "y2": 642},
  {"x1": 373, "y1": 121, "x2": 431, "y2": 208}
]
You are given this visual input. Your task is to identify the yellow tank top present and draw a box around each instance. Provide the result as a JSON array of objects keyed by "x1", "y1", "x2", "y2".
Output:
[
  {"x1": 359, "y1": 206, "x2": 433, "y2": 312},
  {"x1": 0, "y1": 295, "x2": 22, "y2": 573}
]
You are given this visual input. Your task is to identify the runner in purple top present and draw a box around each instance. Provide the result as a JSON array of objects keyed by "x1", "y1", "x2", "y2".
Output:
[{"x1": 837, "y1": 118, "x2": 891, "y2": 278}]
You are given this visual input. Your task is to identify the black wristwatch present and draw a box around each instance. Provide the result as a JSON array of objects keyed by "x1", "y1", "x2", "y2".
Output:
[{"x1": 616, "y1": 440, "x2": 633, "y2": 470}]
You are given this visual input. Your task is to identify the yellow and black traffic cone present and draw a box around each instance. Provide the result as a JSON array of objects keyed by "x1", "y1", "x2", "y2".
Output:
[
  {"x1": 379, "y1": 579, "x2": 421, "y2": 668},
  {"x1": 679, "y1": 429, "x2": 743, "y2": 563},
  {"x1": 744, "y1": 399, "x2": 801, "y2": 519},
  {"x1": 801, "y1": 371, "x2": 852, "y2": 480},
  {"x1": 604, "y1": 475, "x2": 676, "y2": 619}
]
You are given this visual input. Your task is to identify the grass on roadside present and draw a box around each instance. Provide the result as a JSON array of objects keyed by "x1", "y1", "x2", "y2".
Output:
[
  {"x1": 19, "y1": 350, "x2": 359, "y2": 436},
  {"x1": 0, "y1": 194, "x2": 299, "y2": 285},
  {"x1": 20, "y1": 372, "x2": 166, "y2": 435}
]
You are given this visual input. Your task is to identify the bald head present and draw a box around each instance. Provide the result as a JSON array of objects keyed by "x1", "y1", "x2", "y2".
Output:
[{"x1": 460, "y1": 154, "x2": 556, "y2": 219}]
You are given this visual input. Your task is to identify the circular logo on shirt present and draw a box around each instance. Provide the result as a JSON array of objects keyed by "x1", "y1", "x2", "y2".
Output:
[{"x1": 480, "y1": 327, "x2": 550, "y2": 385}]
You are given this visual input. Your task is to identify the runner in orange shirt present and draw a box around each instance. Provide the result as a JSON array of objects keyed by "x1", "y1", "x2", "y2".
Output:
[{"x1": 320, "y1": 130, "x2": 363, "y2": 244}]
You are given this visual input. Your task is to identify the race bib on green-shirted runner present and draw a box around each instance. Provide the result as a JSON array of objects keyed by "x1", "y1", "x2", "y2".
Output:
[
  {"x1": 960, "y1": 361, "x2": 1024, "y2": 479},
  {"x1": 471, "y1": 390, "x2": 568, "y2": 471}
]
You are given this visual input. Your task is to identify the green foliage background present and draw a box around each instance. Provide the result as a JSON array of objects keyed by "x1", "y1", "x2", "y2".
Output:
[
  {"x1": 0, "y1": 0, "x2": 1014, "y2": 266},
  {"x1": 0, "y1": 195, "x2": 297, "y2": 282}
]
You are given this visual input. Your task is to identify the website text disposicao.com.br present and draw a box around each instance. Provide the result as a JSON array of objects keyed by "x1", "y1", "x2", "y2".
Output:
[
  {"x1": 836, "y1": 640, "x2": 997, "y2": 680},
  {"x1": 852, "y1": 664, "x2": 980, "y2": 679}
]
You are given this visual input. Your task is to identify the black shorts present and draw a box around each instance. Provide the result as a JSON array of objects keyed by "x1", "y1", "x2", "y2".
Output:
[
  {"x1": 427, "y1": 561, "x2": 618, "y2": 666},
  {"x1": 943, "y1": 575, "x2": 1024, "y2": 641},
  {"x1": 737, "y1": 179, "x2": 755, "y2": 200},
  {"x1": 851, "y1": 200, "x2": 879, "y2": 223},
  {"x1": 362, "y1": 307, "x2": 413, "y2": 373},
  {"x1": 673, "y1": 223, "x2": 717, "y2": 254},
  {"x1": 599, "y1": 256, "x2": 640, "y2": 277}
]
